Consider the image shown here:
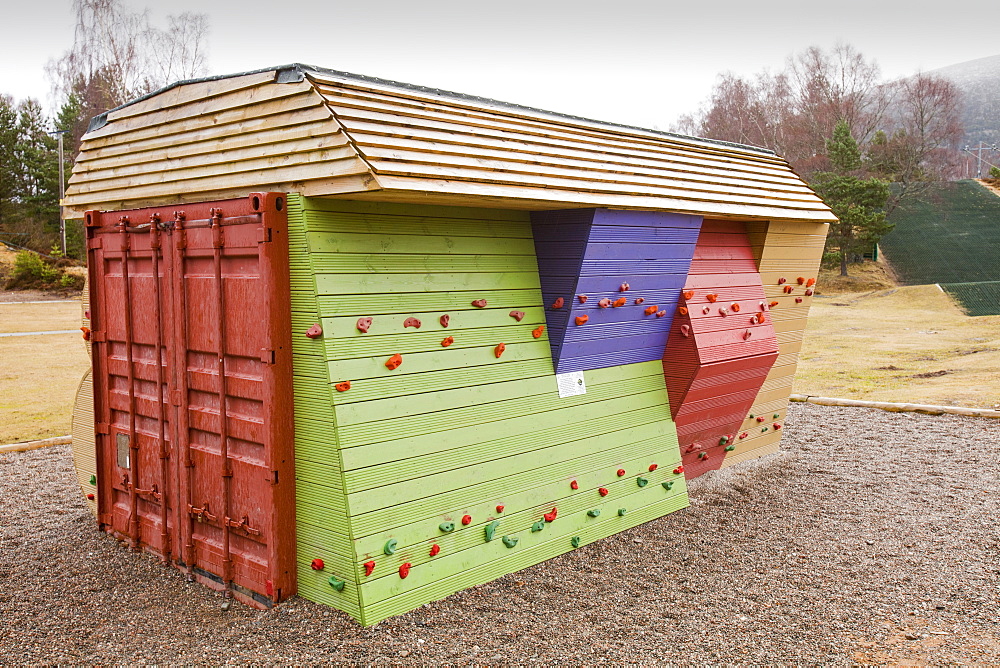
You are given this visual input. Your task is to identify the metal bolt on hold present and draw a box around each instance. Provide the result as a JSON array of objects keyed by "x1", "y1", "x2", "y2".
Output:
[
  {"x1": 364, "y1": 560, "x2": 376, "y2": 576},
  {"x1": 328, "y1": 576, "x2": 346, "y2": 591},
  {"x1": 502, "y1": 535, "x2": 519, "y2": 548},
  {"x1": 429, "y1": 544, "x2": 441, "y2": 557},
  {"x1": 551, "y1": 297, "x2": 564, "y2": 309},
  {"x1": 509, "y1": 310, "x2": 525, "y2": 321},
  {"x1": 702, "y1": 306, "x2": 711, "y2": 314},
  {"x1": 719, "y1": 308, "x2": 729, "y2": 317},
  {"x1": 471, "y1": 299, "x2": 488, "y2": 308},
  {"x1": 618, "y1": 508, "x2": 627, "y2": 516},
  {"x1": 305, "y1": 324, "x2": 323, "y2": 339},
  {"x1": 385, "y1": 354, "x2": 403, "y2": 370},
  {"x1": 311, "y1": 558, "x2": 325, "y2": 571},
  {"x1": 384, "y1": 539, "x2": 398, "y2": 555},
  {"x1": 532, "y1": 325, "x2": 545, "y2": 338},
  {"x1": 439, "y1": 522, "x2": 455, "y2": 533},
  {"x1": 485, "y1": 520, "x2": 500, "y2": 542},
  {"x1": 571, "y1": 536, "x2": 582, "y2": 548},
  {"x1": 356, "y1": 317, "x2": 373, "y2": 333},
  {"x1": 587, "y1": 509, "x2": 601, "y2": 517},
  {"x1": 399, "y1": 563, "x2": 412, "y2": 579},
  {"x1": 636, "y1": 477, "x2": 648, "y2": 487}
]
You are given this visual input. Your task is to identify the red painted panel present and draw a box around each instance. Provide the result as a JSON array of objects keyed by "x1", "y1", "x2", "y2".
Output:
[
  {"x1": 662, "y1": 220, "x2": 779, "y2": 479},
  {"x1": 86, "y1": 193, "x2": 295, "y2": 608}
]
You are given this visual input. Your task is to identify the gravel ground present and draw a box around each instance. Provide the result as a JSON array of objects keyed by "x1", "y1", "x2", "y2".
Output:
[{"x1": 2, "y1": 402, "x2": 998, "y2": 665}]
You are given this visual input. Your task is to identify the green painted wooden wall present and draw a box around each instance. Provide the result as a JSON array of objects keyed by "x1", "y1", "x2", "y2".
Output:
[{"x1": 287, "y1": 195, "x2": 689, "y2": 625}]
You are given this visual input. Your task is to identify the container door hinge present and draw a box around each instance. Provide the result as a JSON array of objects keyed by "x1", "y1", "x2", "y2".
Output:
[
  {"x1": 91, "y1": 330, "x2": 107, "y2": 342},
  {"x1": 95, "y1": 422, "x2": 111, "y2": 434},
  {"x1": 260, "y1": 348, "x2": 276, "y2": 365},
  {"x1": 257, "y1": 226, "x2": 273, "y2": 243},
  {"x1": 87, "y1": 237, "x2": 102, "y2": 250},
  {"x1": 269, "y1": 470, "x2": 280, "y2": 485}
]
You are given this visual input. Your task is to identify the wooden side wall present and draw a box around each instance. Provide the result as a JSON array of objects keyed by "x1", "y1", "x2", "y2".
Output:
[
  {"x1": 721, "y1": 221, "x2": 829, "y2": 467},
  {"x1": 290, "y1": 197, "x2": 690, "y2": 625}
]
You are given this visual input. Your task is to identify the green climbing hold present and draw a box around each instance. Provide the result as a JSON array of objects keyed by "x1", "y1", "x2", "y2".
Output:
[
  {"x1": 761, "y1": 426, "x2": 768, "y2": 432},
  {"x1": 89, "y1": 474, "x2": 97, "y2": 485},
  {"x1": 636, "y1": 477, "x2": 648, "y2": 487},
  {"x1": 484, "y1": 520, "x2": 500, "y2": 542},
  {"x1": 439, "y1": 522, "x2": 455, "y2": 533},
  {"x1": 698, "y1": 452, "x2": 707, "y2": 460},
  {"x1": 718, "y1": 437, "x2": 728, "y2": 446},
  {"x1": 773, "y1": 413, "x2": 780, "y2": 419},
  {"x1": 383, "y1": 539, "x2": 398, "y2": 555},
  {"x1": 618, "y1": 508, "x2": 627, "y2": 517},
  {"x1": 749, "y1": 413, "x2": 755, "y2": 419},
  {"x1": 502, "y1": 535, "x2": 519, "y2": 548},
  {"x1": 587, "y1": 509, "x2": 601, "y2": 517},
  {"x1": 531, "y1": 521, "x2": 544, "y2": 533},
  {"x1": 328, "y1": 576, "x2": 345, "y2": 592},
  {"x1": 571, "y1": 536, "x2": 581, "y2": 548},
  {"x1": 662, "y1": 481, "x2": 674, "y2": 490},
  {"x1": 724, "y1": 445, "x2": 736, "y2": 452}
]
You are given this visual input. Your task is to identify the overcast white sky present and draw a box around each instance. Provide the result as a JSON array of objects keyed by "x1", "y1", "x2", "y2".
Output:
[{"x1": 3, "y1": 0, "x2": 999, "y2": 129}]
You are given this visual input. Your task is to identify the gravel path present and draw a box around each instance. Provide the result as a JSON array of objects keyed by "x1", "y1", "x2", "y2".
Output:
[{"x1": 2, "y1": 403, "x2": 998, "y2": 664}]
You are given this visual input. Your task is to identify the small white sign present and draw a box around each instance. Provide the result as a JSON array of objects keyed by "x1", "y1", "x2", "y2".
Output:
[{"x1": 556, "y1": 371, "x2": 586, "y2": 398}]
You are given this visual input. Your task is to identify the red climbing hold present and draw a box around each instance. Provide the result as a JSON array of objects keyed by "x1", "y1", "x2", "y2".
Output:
[
  {"x1": 797, "y1": 276, "x2": 806, "y2": 285},
  {"x1": 619, "y1": 282, "x2": 630, "y2": 292},
  {"x1": 634, "y1": 297, "x2": 645, "y2": 305},
  {"x1": 678, "y1": 306, "x2": 688, "y2": 316},
  {"x1": 644, "y1": 305, "x2": 658, "y2": 315},
  {"x1": 739, "y1": 432, "x2": 748, "y2": 439},
  {"x1": 598, "y1": 298, "x2": 612, "y2": 308},
  {"x1": 305, "y1": 324, "x2": 323, "y2": 339},
  {"x1": 575, "y1": 315, "x2": 589, "y2": 325},
  {"x1": 399, "y1": 563, "x2": 412, "y2": 579},
  {"x1": 472, "y1": 299, "x2": 488, "y2": 308},
  {"x1": 494, "y1": 343, "x2": 506, "y2": 358},
  {"x1": 769, "y1": 301, "x2": 779, "y2": 308},
  {"x1": 385, "y1": 354, "x2": 403, "y2": 370},
  {"x1": 429, "y1": 544, "x2": 441, "y2": 557},
  {"x1": 404, "y1": 317, "x2": 422, "y2": 328},
  {"x1": 311, "y1": 558, "x2": 325, "y2": 570},
  {"x1": 742, "y1": 329, "x2": 752, "y2": 340},
  {"x1": 544, "y1": 507, "x2": 558, "y2": 522},
  {"x1": 805, "y1": 288, "x2": 814, "y2": 296},
  {"x1": 617, "y1": 468, "x2": 626, "y2": 477},
  {"x1": 783, "y1": 285, "x2": 794, "y2": 294},
  {"x1": 612, "y1": 297, "x2": 627, "y2": 307},
  {"x1": 356, "y1": 317, "x2": 373, "y2": 333},
  {"x1": 599, "y1": 487, "x2": 609, "y2": 497},
  {"x1": 461, "y1": 514, "x2": 473, "y2": 525},
  {"x1": 777, "y1": 277, "x2": 787, "y2": 285},
  {"x1": 673, "y1": 466, "x2": 684, "y2": 474},
  {"x1": 756, "y1": 416, "x2": 765, "y2": 422},
  {"x1": 773, "y1": 423, "x2": 782, "y2": 430},
  {"x1": 551, "y1": 297, "x2": 564, "y2": 309},
  {"x1": 87, "y1": 493, "x2": 95, "y2": 500},
  {"x1": 440, "y1": 314, "x2": 450, "y2": 328},
  {"x1": 441, "y1": 336, "x2": 454, "y2": 347},
  {"x1": 656, "y1": 310, "x2": 666, "y2": 318},
  {"x1": 760, "y1": 301, "x2": 768, "y2": 311},
  {"x1": 509, "y1": 310, "x2": 525, "y2": 321},
  {"x1": 335, "y1": 381, "x2": 351, "y2": 392},
  {"x1": 570, "y1": 480, "x2": 579, "y2": 490},
  {"x1": 532, "y1": 325, "x2": 545, "y2": 338},
  {"x1": 496, "y1": 504, "x2": 505, "y2": 513},
  {"x1": 578, "y1": 295, "x2": 588, "y2": 304},
  {"x1": 706, "y1": 293, "x2": 719, "y2": 303},
  {"x1": 731, "y1": 303, "x2": 741, "y2": 312},
  {"x1": 648, "y1": 463, "x2": 658, "y2": 472},
  {"x1": 683, "y1": 290, "x2": 695, "y2": 300},
  {"x1": 363, "y1": 560, "x2": 375, "y2": 576},
  {"x1": 795, "y1": 297, "x2": 803, "y2": 303}
]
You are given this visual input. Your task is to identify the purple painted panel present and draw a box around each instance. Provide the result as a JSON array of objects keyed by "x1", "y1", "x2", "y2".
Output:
[{"x1": 532, "y1": 208, "x2": 701, "y2": 374}]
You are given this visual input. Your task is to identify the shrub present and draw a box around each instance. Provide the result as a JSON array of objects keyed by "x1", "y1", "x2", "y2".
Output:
[{"x1": 5, "y1": 250, "x2": 65, "y2": 290}]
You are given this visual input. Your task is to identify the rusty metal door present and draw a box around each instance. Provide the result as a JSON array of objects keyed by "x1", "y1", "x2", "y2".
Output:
[{"x1": 86, "y1": 193, "x2": 296, "y2": 606}]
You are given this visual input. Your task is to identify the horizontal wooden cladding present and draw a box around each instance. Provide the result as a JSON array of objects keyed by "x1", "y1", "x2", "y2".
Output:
[{"x1": 105, "y1": 71, "x2": 278, "y2": 124}]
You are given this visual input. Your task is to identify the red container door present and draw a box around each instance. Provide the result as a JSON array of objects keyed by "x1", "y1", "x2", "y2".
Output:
[{"x1": 86, "y1": 194, "x2": 296, "y2": 606}]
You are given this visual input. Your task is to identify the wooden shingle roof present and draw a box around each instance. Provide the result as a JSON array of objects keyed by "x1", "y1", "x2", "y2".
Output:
[{"x1": 65, "y1": 64, "x2": 835, "y2": 222}]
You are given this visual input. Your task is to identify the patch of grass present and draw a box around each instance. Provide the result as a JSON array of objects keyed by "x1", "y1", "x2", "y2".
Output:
[{"x1": 816, "y1": 260, "x2": 897, "y2": 295}]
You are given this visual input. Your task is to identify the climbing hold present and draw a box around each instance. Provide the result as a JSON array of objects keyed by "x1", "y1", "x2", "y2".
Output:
[
  {"x1": 634, "y1": 297, "x2": 645, "y2": 305},
  {"x1": 706, "y1": 293, "x2": 718, "y2": 302},
  {"x1": 598, "y1": 298, "x2": 612, "y2": 308},
  {"x1": 441, "y1": 336, "x2": 454, "y2": 347},
  {"x1": 502, "y1": 535, "x2": 519, "y2": 548},
  {"x1": 719, "y1": 308, "x2": 729, "y2": 317},
  {"x1": 599, "y1": 487, "x2": 609, "y2": 497},
  {"x1": 678, "y1": 306, "x2": 688, "y2": 316},
  {"x1": 335, "y1": 381, "x2": 351, "y2": 392},
  {"x1": 797, "y1": 277, "x2": 805, "y2": 285},
  {"x1": 587, "y1": 509, "x2": 601, "y2": 517},
  {"x1": 439, "y1": 522, "x2": 455, "y2": 533},
  {"x1": 612, "y1": 297, "x2": 627, "y2": 307},
  {"x1": 81, "y1": 326, "x2": 91, "y2": 340},
  {"x1": 89, "y1": 474, "x2": 97, "y2": 485},
  {"x1": 662, "y1": 481, "x2": 674, "y2": 490},
  {"x1": 777, "y1": 277, "x2": 787, "y2": 285},
  {"x1": 472, "y1": 299, "x2": 488, "y2": 308},
  {"x1": 305, "y1": 324, "x2": 323, "y2": 339},
  {"x1": 784, "y1": 285, "x2": 794, "y2": 294},
  {"x1": 575, "y1": 315, "x2": 589, "y2": 325},
  {"x1": 496, "y1": 504, "x2": 505, "y2": 513},
  {"x1": 551, "y1": 297, "x2": 564, "y2": 309},
  {"x1": 805, "y1": 288, "x2": 814, "y2": 296},
  {"x1": 578, "y1": 295, "x2": 588, "y2": 304},
  {"x1": 618, "y1": 508, "x2": 627, "y2": 516},
  {"x1": 86, "y1": 493, "x2": 95, "y2": 500},
  {"x1": 644, "y1": 305, "x2": 658, "y2": 315},
  {"x1": 724, "y1": 445, "x2": 736, "y2": 452},
  {"x1": 702, "y1": 306, "x2": 711, "y2": 314},
  {"x1": 731, "y1": 303, "x2": 741, "y2": 312},
  {"x1": 739, "y1": 432, "x2": 748, "y2": 439},
  {"x1": 356, "y1": 317, "x2": 373, "y2": 333},
  {"x1": 363, "y1": 560, "x2": 376, "y2": 576},
  {"x1": 698, "y1": 451, "x2": 708, "y2": 460},
  {"x1": 770, "y1": 301, "x2": 779, "y2": 308},
  {"x1": 683, "y1": 290, "x2": 695, "y2": 300},
  {"x1": 383, "y1": 539, "x2": 398, "y2": 555},
  {"x1": 648, "y1": 463, "x2": 658, "y2": 472},
  {"x1": 461, "y1": 514, "x2": 473, "y2": 525},
  {"x1": 385, "y1": 354, "x2": 403, "y2": 370},
  {"x1": 403, "y1": 317, "x2": 422, "y2": 329},
  {"x1": 571, "y1": 536, "x2": 582, "y2": 548},
  {"x1": 773, "y1": 423, "x2": 782, "y2": 430},
  {"x1": 636, "y1": 477, "x2": 648, "y2": 487},
  {"x1": 619, "y1": 282, "x2": 630, "y2": 292},
  {"x1": 806, "y1": 278, "x2": 816, "y2": 287},
  {"x1": 311, "y1": 558, "x2": 325, "y2": 571},
  {"x1": 429, "y1": 544, "x2": 440, "y2": 557},
  {"x1": 440, "y1": 314, "x2": 450, "y2": 327},
  {"x1": 656, "y1": 310, "x2": 666, "y2": 318},
  {"x1": 761, "y1": 426, "x2": 768, "y2": 432},
  {"x1": 617, "y1": 468, "x2": 626, "y2": 477},
  {"x1": 756, "y1": 416, "x2": 765, "y2": 422},
  {"x1": 485, "y1": 521, "x2": 500, "y2": 541},
  {"x1": 509, "y1": 310, "x2": 525, "y2": 322},
  {"x1": 742, "y1": 329, "x2": 752, "y2": 340},
  {"x1": 531, "y1": 521, "x2": 545, "y2": 533},
  {"x1": 532, "y1": 325, "x2": 545, "y2": 338},
  {"x1": 328, "y1": 576, "x2": 346, "y2": 591},
  {"x1": 494, "y1": 343, "x2": 506, "y2": 358},
  {"x1": 673, "y1": 466, "x2": 684, "y2": 474},
  {"x1": 718, "y1": 436, "x2": 729, "y2": 446},
  {"x1": 773, "y1": 413, "x2": 780, "y2": 419},
  {"x1": 760, "y1": 301, "x2": 767, "y2": 311},
  {"x1": 570, "y1": 480, "x2": 579, "y2": 490},
  {"x1": 544, "y1": 507, "x2": 558, "y2": 522},
  {"x1": 399, "y1": 563, "x2": 412, "y2": 579}
]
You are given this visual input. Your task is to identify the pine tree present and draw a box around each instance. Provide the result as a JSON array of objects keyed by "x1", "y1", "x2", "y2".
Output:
[{"x1": 812, "y1": 120, "x2": 892, "y2": 277}]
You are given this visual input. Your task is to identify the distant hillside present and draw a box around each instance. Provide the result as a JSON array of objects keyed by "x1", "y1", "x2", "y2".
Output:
[
  {"x1": 879, "y1": 180, "x2": 1000, "y2": 316},
  {"x1": 928, "y1": 54, "x2": 1000, "y2": 148}
]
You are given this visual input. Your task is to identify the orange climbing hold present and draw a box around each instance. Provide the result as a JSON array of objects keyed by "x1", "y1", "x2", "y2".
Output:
[
  {"x1": 706, "y1": 293, "x2": 718, "y2": 302},
  {"x1": 509, "y1": 310, "x2": 525, "y2": 321},
  {"x1": 575, "y1": 315, "x2": 589, "y2": 325},
  {"x1": 335, "y1": 381, "x2": 351, "y2": 392},
  {"x1": 385, "y1": 353, "x2": 403, "y2": 370},
  {"x1": 678, "y1": 306, "x2": 688, "y2": 316},
  {"x1": 578, "y1": 294, "x2": 588, "y2": 303},
  {"x1": 612, "y1": 297, "x2": 627, "y2": 307},
  {"x1": 551, "y1": 297, "x2": 564, "y2": 309},
  {"x1": 532, "y1": 325, "x2": 545, "y2": 338},
  {"x1": 472, "y1": 299, "x2": 488, "y2": 308},
  {"x1": 806, "y1": 278, "x2": 816, "y2": 287},
  {"x1": 305, "y1": 324, "x2": 323, "y2": 339},
  {"x1": 682, "y1": 290, "x2": 694, "y2": 300},
  {"x1": 81, "y1": 326, "x2": 91, "y2": 340},
  {"x1": 797, "y1": 276, "x2": 806, "y2": 285},
  {"x1": 731, "y1": 303, "x2": 740, "y2": 312},
  {"x1": 769, "y1": 301, "x2": 779, "y2": 308},
  {"x1": 494, "y1": 343, "x2": 506, "y2": 358},
  {"x1": 644, "y1": 305, "x2": 658, "y2": 315},
  {"x1": 441, "y1": 336, "x2": 454, "y2": 347}
]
